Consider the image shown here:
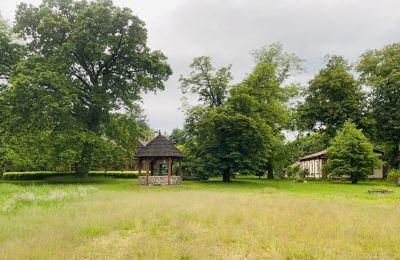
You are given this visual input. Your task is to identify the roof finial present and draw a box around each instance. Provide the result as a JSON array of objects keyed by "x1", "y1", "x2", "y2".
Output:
[{"x1": 158, "y1": 130, "x2": 161, "y2": 135}]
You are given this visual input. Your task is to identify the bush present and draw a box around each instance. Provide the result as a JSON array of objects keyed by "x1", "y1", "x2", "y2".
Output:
[
  {"x1": 323, "y1": 121, "x2": 381, "y2": 184},
  {"x1": 3, "y1": 171, "x2": 73, "y2": 180},
  {"x1": 387, "y1": 169, "x2": 400, "y2": 183},
  {"x1": 88, "y1": 171, "x2": 139, "y2": 179},
  {"x1": 2, "y1": 171, "x2": 139, "y2": 180},
  {"x1": 285, "y1": 166, "x2": 309, "y2": 181}
]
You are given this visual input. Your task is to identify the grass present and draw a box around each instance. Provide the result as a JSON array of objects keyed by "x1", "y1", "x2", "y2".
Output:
[{"x1": 0, "y1": 176, "x2": 399, "y2": 259}]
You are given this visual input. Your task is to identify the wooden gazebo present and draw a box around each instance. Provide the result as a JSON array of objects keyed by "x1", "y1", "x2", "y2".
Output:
[{"x1": 135, "y1": 132, "x2": 185, "y2": 185}]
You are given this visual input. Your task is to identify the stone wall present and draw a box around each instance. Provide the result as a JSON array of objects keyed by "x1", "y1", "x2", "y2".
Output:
[{"x1": 138, "y1": 176, "x2": 182, "y2": 185}]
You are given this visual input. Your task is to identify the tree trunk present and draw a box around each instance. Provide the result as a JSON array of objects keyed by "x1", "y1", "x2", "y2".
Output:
[
  {"x1": 223, "y1": 168, "x2": 231, "y2": 182},
  {"x1": 75, "y1": 106, "x2": 101, "y2": 177},
  {"x1": 76, "y1": 142, "x2": 93, "y2": 177},
  {"x1": 395, "y1": 144, "x2": 400, "y2": 169},
  {"x1": 267, "y1": 162, "x2": 274, "y2": 179},
  {"x1": 351, "y1": 176, "x2": 359, "y2": 184}
]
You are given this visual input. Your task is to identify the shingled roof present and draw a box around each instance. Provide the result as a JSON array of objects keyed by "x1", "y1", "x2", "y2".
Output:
[{"x1": 135, "y1": 133, "x2": 185, "y2": 158}]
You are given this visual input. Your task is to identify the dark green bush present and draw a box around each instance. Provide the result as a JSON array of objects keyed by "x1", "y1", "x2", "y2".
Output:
[
  {"x1": 388, "y1": 169, "x2": 400, "y2": 183},
  {"x1": 2, "y1": 171, "x2": 139, "y2": 180},
  {"x1": 3, "y1": 171, "x2": 73, "y2": 180},
  {"x1": 88, "y1": 171, "x2": 139, "y2": 179}
]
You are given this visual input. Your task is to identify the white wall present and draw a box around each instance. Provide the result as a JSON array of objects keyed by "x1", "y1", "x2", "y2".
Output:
[
  {"x1": 368, "y1": 168, "x2": 383, "y2": 179},
  {"x1": 301, "y1": 159, "x2": 384, "y2": 179},
  {"x1": 300, "y1": 159, "x2": 322, "y2": 178}
]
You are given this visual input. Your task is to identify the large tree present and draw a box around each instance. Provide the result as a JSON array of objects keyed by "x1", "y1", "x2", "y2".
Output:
[
  {"x1": 180, "y1": 44, "x2": 302, "y2": 181},
  {"x1": 234, "y1": 43, "x2": 303, "y2": 178},
  {"x1": 297, "y1": 55, "x2": 365, "y2": 137},
  {"x1": 357, "y1": 43, "x2": 400, "y2": 168},
  {"x1": 0, "y1": 17, "x2": 22, "y2": 82},
  {"x1": 193, "y1": 107, "x2": 271, "y2": 182},
  {"x1": 1, "y1": 0, "x2": 171, "y2": 175},
  {"x1": 179, "y1": 56, "x2": 232, "y2": 109},
  {"x1": 323, "y1": 121, "x2": 381, "y2": 184}
]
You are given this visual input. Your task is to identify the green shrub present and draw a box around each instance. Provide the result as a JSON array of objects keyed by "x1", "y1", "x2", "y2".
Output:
[
  {"x1": 88, "y1": 171, "x2": 139, "y2": 179},
  {"x1": 3, "y1": 171, "x2": 73, "y2": 180},
  {"x1": 3, "y1": 171, "x2": 139, "y2": 180},
  {"x1": 285, "y1": 166, "x2": 309, "y2": 180},
  {"x1": 387, "y1": 169, "x2": 400, "y2": 183}
]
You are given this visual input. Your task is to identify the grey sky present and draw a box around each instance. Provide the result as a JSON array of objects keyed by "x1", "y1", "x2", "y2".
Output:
[{"x1": 1, "y1": 0, "x2": 400, "y2": 133}]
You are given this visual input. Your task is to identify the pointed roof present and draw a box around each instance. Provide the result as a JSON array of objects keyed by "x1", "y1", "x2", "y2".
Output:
[{"x1": 135, "y1": 132, "x2": 185, "y2": 158}]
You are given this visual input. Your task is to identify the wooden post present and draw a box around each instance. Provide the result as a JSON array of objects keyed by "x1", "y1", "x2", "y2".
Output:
[
  {"x1": 168, "y1": 157, "x2": 172, "y2": 185},
  {"x1": 179, "y1": 160, "x2": 183, "y2": 177},
  {"x1": 145, "y1": 159, "x2": 149, "y2": 185}
]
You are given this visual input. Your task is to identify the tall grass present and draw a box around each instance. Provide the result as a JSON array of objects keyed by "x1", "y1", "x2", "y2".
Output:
[{"x1": 0, "y1": 177, "x2": 399, "y2": 259}]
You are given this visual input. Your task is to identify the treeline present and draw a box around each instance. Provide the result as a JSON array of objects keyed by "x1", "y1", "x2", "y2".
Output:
[
  {"x1": 1, "y1": 0, "x2": 399, "y2": 180},
  {"x1": 0, "y1": 0, "x2": 171, "y2": 174},
  {"x1": 173, "y1": 43, "x2": 400, "y2": 180}
]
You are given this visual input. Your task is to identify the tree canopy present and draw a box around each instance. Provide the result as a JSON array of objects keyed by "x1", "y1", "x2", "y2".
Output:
[
  {"x1": 357, "y1": 43, "x2": 400, "y2": 168},
  {"x1": 323, "y1": 121, "x2": 381, "y2": 184},
  {"x1": 180, "y1": 44, "x2": 302, "y2": 180},
  {"x1": 297, "y1": 56, "x2": 365, "y2": 136},
  {"x1": 0, "y1": 0, "x2": 171, "y2": 175},
  {"x1": 179, "y1": 56, "x2": 232, "y2": 109}
]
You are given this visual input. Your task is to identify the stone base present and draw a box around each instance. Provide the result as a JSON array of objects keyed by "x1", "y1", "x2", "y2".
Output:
[{"x1": 138, "y1": 176, "x2": 182, "y2": 186}]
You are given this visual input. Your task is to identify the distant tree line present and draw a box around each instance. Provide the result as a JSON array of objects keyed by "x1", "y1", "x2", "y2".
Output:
[
  {"x1": 1, "y1": 0, "x2": 399, "y2": 181},
  {"x1": 174, "y1": 43, "x2": 400, "y2": 181}
]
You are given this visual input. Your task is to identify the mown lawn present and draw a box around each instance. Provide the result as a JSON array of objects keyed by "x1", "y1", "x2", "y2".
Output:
[{"x1": 0, "y1": 176, "x2": 399, "y2": 259}]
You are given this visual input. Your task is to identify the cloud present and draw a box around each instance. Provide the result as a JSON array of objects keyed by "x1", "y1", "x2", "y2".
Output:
[{"x1": 1, "y1": 0, "x2": 400, "y2": 132}]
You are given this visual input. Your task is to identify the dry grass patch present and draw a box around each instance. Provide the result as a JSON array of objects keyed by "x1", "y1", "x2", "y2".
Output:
[{"x1": 1, "y1": 186, "x2": 399, "y2": 259}]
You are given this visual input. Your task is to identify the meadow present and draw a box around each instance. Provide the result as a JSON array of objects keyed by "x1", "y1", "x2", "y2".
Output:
[{"x1": 1, "y1": 176, "x2": 399, "y2": 259}]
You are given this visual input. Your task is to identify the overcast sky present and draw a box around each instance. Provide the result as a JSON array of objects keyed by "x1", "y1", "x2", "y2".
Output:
[{"x1": 1, "y1": 0, "x2": 400, "y2": 133}]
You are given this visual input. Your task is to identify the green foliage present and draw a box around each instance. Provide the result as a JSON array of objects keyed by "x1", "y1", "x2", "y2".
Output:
[
  {"x1": 169, "y1": 128, "x2": 185, "y2": 145},
  {"x1": 190, "y1": 108, "x2": 271, "y2": 181},
  {"x1": 285, "y1": 166, "x2": 309, "y2": 180},
  {"x1": 179, "y1": 56, "x2": 232, "y2": 108},
  {"x1": 0, "y1": 0, "x2": 170, "y2": 175},
  {"x1": 357, "y1": 43, "x2": 400, "y2": 168},
  {"x1": 252, "y1": 42, "x2": 304, "y2": 84},
  {"x1": 283, "y1": 132, "x2": 330, "y2": 167},
  {"x1": 3, "y1": 171, "x2": 139, "y2": 180},
  {"x1": 230, "y1": 43, "x2": 303, "y2": 177},
  {"x1": 297, "y1": 56, "x2": 366, "y2": 136},
  {"x1": 0, "y1": 17, "x2": 23, "y2": 81},
  {"x1": 180, "y1": 43, "x2": 302, "y2": 180},
  {"x1": 323, "y1": 121, "x2": 381, "y2": 184},
  {"x1": 387, "y1": 169, "x2": 400, "y2": 183}
]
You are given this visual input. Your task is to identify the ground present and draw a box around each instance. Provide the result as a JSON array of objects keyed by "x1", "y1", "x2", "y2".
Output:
[{"x1": 1, "y1": 176, "x2": 399, "y2": 259}]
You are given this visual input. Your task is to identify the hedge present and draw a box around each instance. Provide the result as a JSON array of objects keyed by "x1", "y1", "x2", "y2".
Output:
[
  {"x1": 88, "y1": 171, "x2": 139, "y2": 179},
  {"x1": 2, "y1": 171, "x2": 140, "y2": 180}
]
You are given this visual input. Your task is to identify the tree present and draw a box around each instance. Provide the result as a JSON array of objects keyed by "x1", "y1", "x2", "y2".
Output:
[
  {"x1": 233, "y1": 43, "x2": 303, "y2": 178},
  {"x1": 179, "y1": 56, "x2": 232, "y2": 109},
  {"x1": 357, "y1": 43, "x2": 400, "y2": 168},
  {"x1": 297, "y1": 55, "x2": 365, "y2": 137},
  {"x1": 323, "y1": 121, "x2": 381, "y2": 184},
  {"x1": 180, "y1": 44, "x2": 301, "y2": 181},
  {"x1": 169, "y1": 128, "x2": 184, "y2": 145},
  {"x1": 2, "y1": 0, "x2": 171, "y2": 176},
  {"x1": 0, "y1": 17, "x2": 22, "y2": 82},
  {"x1": 252, "y1": 42, "x2": 303, "y2": 84},
  {"x1": 193, "y1": 108, "x2": 270, "y2": 182}
]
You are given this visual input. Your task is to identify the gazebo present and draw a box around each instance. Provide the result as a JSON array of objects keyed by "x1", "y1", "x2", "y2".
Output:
[{"x1": 135, "y1": 132, "x2": 185, "y2": 185}]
